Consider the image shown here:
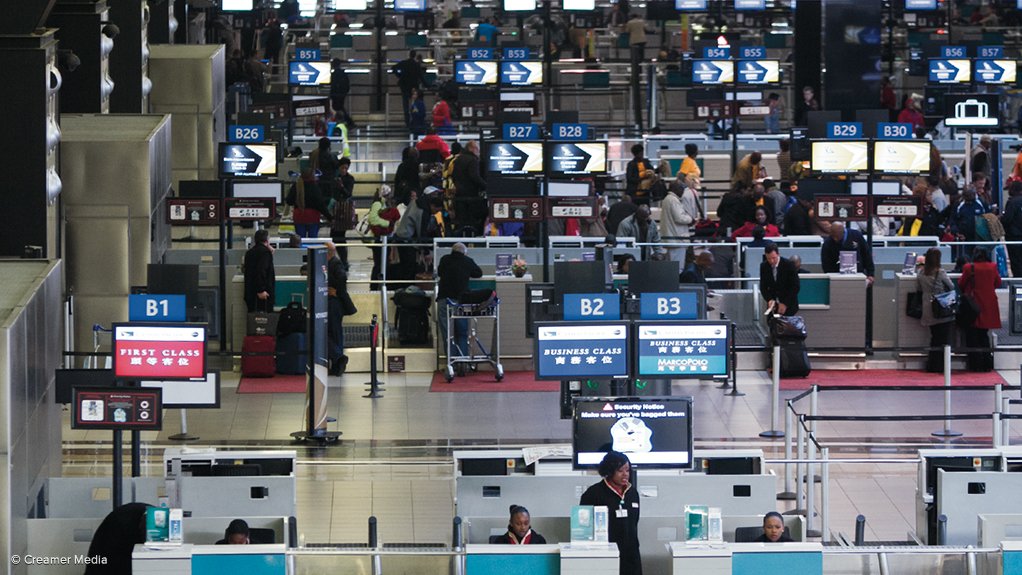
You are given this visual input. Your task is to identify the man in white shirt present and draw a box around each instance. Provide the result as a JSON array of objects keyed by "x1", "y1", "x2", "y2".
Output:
[{"x1": 659, "y1": 184, "x2": 700, "y2": 262}]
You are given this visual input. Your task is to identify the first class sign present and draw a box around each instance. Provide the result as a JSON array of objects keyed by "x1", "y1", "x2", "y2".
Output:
[{"x1": 113, "y1": 324, "x2": 207, "y2": 380}]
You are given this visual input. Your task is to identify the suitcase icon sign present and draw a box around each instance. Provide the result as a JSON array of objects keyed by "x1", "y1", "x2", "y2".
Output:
[{"x1": 955, "y1": 98, "x2": 988, "y2": 120}]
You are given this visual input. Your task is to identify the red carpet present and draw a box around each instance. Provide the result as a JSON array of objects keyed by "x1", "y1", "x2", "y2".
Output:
[
  {"x1": 430, "y1": 370, "x2": 560, "y2": 392},
  {"x1": 780, "y1": 369, "x2": 1006, "y2": 391},
  {"x1": 237, "y1": 375, "x2": 307, "y2": 394}
]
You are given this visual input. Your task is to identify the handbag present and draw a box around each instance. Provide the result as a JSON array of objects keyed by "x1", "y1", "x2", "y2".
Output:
[
  {"x1": 355, "y1": 212, "x2": 371, "y2": 236},
  {"x1": 906, "y1": 291, "x2": 923, "y2": 319},
  {"x1": 956, "y1": 264, "x2": 983, "y2": 328},
  {"x1": 340, "y1": 291, "x2": 358, "y2": 316},
  {"x1": 931, "y1": 289, "x2": 958, "y2": 319},
  {"x1": 770, "y1": 315, "x2": 807, "y2": 340}
]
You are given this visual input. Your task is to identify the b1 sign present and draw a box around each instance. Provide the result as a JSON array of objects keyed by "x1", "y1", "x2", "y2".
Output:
[
  {"x1": 113, "y1": 324, "x2": 207, "y2": 380},
  {"x1": 129, "y1": 294, "x2": 186, "y2": 322}
]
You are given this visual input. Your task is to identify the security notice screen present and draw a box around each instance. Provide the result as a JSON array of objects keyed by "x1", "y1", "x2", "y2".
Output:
[
  {"x1": 113, "y1": 324, "x2": 207, "y2": 380},
  {"x1": 573, "y1": 397, "x2": 694, "y2": 469}
]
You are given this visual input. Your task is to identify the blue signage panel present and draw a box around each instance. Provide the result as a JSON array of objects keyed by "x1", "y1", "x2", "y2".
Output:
[
  {"x1": 635, "y1": 322, "x2": 730, "y2": 378},
  {"x1": 639, "y1": 292, "x2": 699, "y2": 320},
  {"x1": 692, "y1": 60, "x2": 734, "y2": 84},
  {"x1": 552, "y1": 123, "x2": 588, "y2": 140},
  {"x1": 500, "y1": 61, "x2": 543, "y2": 85},
  {"x1": 940, "y1": 45, "x2": 967, "y2": 58},
  {"x1": 826, "y1": 122, "x2": 863, "y2": 139},
  {"x1": 928, "y1": 59, "x2": 970, "y2": 83},
  {"x1": 294, "y1": 47, "x2": 321, "y2": 61},
  {"x1": 228, "y1": 125, "x2": 266, "y2": 143},
  {"x1": 877, "y1": 122, "x2": 913, "y2": 140},
  {"x1": 905, "y1": 0, "x2": 937, "y2": 9},
  {"x1": 736, "y1": 60, "x2": 779, "y2": 84},
  {"x1": 563, "y1": 294, "x2": 621, "y2": 321},
  {"x1": 288, "y1": 61, "x2": 331, "y2": 86},
  {"x1": 734, "y1": 0, "x2": 765, "y2": 9},
  {"x1": 501, "y1": 123, "x2": 541, "y2": 140},
  {"x1": 128, "y1": 295, "x2": 187, "y2": 322},
  {"x1": 535, "y1": 323, "x2": 629, "y2": 379},
  {"x1": 676, "y1": 0, "x2": 708, "y2": 9},
  {"x1": 454, "y1": 60, "x2": 498, "y2": 84},
  {"x1": 502, "y1": 46, "x2": 530, "y2": 61},
  {"x1": 740, "y1": 46, "x2": 766, "y2": 59},
  {"x1": 466, "y1": 47, "x2": 494, "y2": 60},
  {"x1": 979, "y1": 46, "x2": 1004, "y2": 59},
  {"x1": 974, "y1": 59, "x2": 1015, "y2": 84},
  {"x1": 702, "y1": 46, "x2": 730, "y2": 59}
]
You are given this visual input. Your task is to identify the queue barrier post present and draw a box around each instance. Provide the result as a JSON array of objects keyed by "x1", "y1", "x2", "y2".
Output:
[
  {"x1": 777, "y1": 402, "x2": 796, "y2": 501},
  {"x1": 932, "y1": 345, "x2": 962, "y2": 438},
  {"x1": 854, "y1": 514, "x2": 866, "y2": 546},
  {"x1": 760, "y1": 345, "x2": 784, "y2": 438},
  {"x1": 806, "y1": 433, "x2": 819, "y2": 538}
]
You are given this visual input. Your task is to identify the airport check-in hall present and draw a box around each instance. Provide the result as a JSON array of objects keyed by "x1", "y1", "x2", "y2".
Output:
[{"x1": 9, "y1": 0, "x2": 1022, "y2": 573}]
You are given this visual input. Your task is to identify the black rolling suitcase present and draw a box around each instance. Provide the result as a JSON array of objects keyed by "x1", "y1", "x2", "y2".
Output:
[
  {"x1": 779, "y1": 339, "x2": 812, "y2": 378},
  {"x1": 393, "y1": 287, "x2": 432, "y2": 345}
]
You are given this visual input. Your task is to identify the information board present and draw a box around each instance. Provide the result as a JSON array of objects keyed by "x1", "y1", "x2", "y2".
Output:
[
  {"x1": 810, "y1": 141, "x2": 868, "y2": 173},
  {"x1": 534, "y1": 323, "x2": 629, "y2": 380},
  {"x1": 113, "y1": 324, "x2": 207, "y2": 380},
  {"x1": 166, "y1": 199, "x2": 220, "y2": 226},
  {"x1": 547, "y1": 197, "x2": 598, "y2": 219},
  {"x1": 873, "y1": 141, "x2": 931, "y2": 174},
  {"x1": 225, "y1": 197, "x2": 276, "y2": 221},
  {"x1": 974, "y1": 59, "x2": 1017, "y2": 84},
  {"x1": 455, "y1": 61, "x2": 498, "y2": 84},
  {"x1": 639, "y1": 292, "x2": 700, "y2": 320},
  {"x1": 500, "y1": 61, "x2": 543, "y2": 85},
  {"x1": 288, "y1": 61, "x2": 331, "y2": 85},
  {"x1": 736, "y1": 60, "x2": 779, "y2": 84},
  {"x1": 928, "y1": 59, "x2": 971, "y2": 84},
  {"x1": 491, "y1": 197, "x2": 544, "y2": 221},
  {"x1": 546, "y1": 142, "x2": 607, "y2": 175},
  {"x1": 635, "y1": 322, "x2": 730, "y2": 378},
  {"x1": 564, "y1": 294, "x2": 620, "y2": 321},
  {"x1": 573, "y1": 396, "x2": 693, "y2": 468},
  {"x1": 814, "y1": 195, "x2": 869, "y2": 221},
  {"x1": 485, "y1": 142, "x2": 543, "y2": 174},
  {"x1": 692, "y1": 60, "x2": 734, "y2": 84},
  {"x1": 219, "y1": 143, "x2": 278, "y2": 177},
  {"x1": 945, "y1": 94, "x2": 1000, "y2": 127},
  {"x1": 72, "y1": 387, "x2": 163, "y2": 431}
]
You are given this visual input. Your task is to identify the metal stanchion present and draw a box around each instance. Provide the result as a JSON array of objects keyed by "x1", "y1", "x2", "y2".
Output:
[
  {"x1": 785, "y1": 417, "x2": 806, "y2": 516},
  {"x1": 364, "y1": 315, "x2": 385, "y2": 398},
  {"x1": 806, "y1": 386, "x2": 821, "y2": 484},
  {"x1": 933, "y1": 345, "x2": 962, "y2": 437},
  {"x1": 761, "y1": 345, "x2": 784, "y2": 438},
  {"x1": 936, "y1": 514, "x2": 948, "y2": 545},
  {"x1": 854, "y1": 515, "x2": 866, "y2": 546},
  {"x1": 994, "y1": 384, "x2": 1003, "y2": 447},
  {"x1": 994, "y1": 412, "x2": 1002, "y2": 447},
  {"x1": 879, "y1": 552, "x2": 890, "y2": 575},
  {"x1": 1003, "y1": 397, "x2": 1012, "y2": 447},
  {"x1": 821, "y1": 447, "x2": 830, "y2": 540},
  {"x1": 169, "y1": 409, "x2": 199, "y2": 441},
  {"x1": 806, "y1": 436, "x2": 819, "y2": 538},
  {"x1": 369, "y1": 515, "x2": 381, "y2": 575},
  {"x1": 777, "y1": 403, "x2": 796, "y2": 500}
]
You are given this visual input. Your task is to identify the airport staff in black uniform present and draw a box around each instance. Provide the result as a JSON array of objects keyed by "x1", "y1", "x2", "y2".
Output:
[
  {"x1": 820, "y1": 221, "x2": 875, "y2": 285},
  {"x1": 580, "y1": 451, "x2": 641, "y2": 575},
  {"x1": 492, "y1": 505, "x2": 548, "y2": 545},
  {"x1": 759, "y1": 243, "x2": 800, "y2": 316}
]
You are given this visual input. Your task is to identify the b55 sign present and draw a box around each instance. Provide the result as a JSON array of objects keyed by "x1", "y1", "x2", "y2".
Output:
[{"x1": 113, "y1": 324, "x2": 207, "y2": 380}]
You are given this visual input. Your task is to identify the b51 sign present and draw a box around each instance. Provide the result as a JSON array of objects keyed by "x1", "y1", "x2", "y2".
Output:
[{"x1": 113, "y1": 324, "x2": 207, "y2": 380}]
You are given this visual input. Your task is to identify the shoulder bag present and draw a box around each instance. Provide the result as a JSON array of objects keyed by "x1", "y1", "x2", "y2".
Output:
[{"x1": 956, "y1": 264, "x2": 983, "y2": 328}]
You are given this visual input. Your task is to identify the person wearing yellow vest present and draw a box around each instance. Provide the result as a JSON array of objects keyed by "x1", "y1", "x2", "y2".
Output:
[{"x1": 732, "y1": 152, "x2": 766, "y2": 189}]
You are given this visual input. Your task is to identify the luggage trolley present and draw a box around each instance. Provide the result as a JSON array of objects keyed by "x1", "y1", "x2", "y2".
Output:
[{"x1": 444, "y1": 294, "x2": 504, "y2": 382}]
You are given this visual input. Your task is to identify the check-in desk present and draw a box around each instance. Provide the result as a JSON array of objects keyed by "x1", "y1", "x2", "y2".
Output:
[
  {"x1": 764, "y1": 273, "x2": 868, "y2": 351},
  {"x1": 465, "y1": 544, "x2": 560, "y2": 575},
  {"x1": 1003, "y1": 541, "x2": 1022, "y2": 574},
  {"x1": 559, "y1": 542, "x2": 620, "y2": 575},
  {"x1": 460, "y1": 274, "x2": 535, "y2": 360},
  {"x1": 670, "y1": 542, "x2": 823, "y2": 575},
  {"x1": 132, "y1": 543, "x2": 286, "y2": 575},
  {"x1": 895, "y1": 273, "x2": 932, "y2": 361}
]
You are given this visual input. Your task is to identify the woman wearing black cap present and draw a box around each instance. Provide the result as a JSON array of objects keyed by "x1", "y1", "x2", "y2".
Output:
[
  {"x1": 216, "y1": 519, "x2": 250, "y2": 544},
  {"x1": 491, "y1": 505, "x2": 547, "y2": 545},
  {"x1": 579, "y1": 451, "x2": 641, "y2": 575}
]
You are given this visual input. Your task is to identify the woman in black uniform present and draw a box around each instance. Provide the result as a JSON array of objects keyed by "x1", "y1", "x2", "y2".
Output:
[
  {"x1": 491, "y1": 504, "x2": 548, "y2": 545},
  {"x1": 755, "y1": 511, "x2": 793, "y2": 542},
  {"x1": 579, "y1": 451, "x2": 641, "y2": 575}
]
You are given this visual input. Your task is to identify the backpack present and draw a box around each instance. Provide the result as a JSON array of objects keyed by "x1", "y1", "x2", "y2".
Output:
[
  {"x1": 276, "y1": 301, "x2": 307, "y2": 337},
  {"x1": 782, "y1": 195, "x2": 798, "y2": 215}
]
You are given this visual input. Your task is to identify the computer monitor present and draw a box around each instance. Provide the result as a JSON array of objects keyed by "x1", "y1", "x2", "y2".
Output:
[
  {"x1": 854, "y1": 109, "x2": 893, "y2": 138},
  {"x1": 810, "y1": 140, "x2": 869, "y2": 174},
  {"x1": 232, "y1": 181, "x2": 284, "y2": 203},
  {"x1": 807, "y1": 111, "x2": 842, "y2": 139},
  {"x1": 795, "y1": 179, "x2": 849, "y2": 197},
  {"x1": 148, "y1": 264, "x2": 200, "y2": 305},
  {"x1": 573, "y1": 396, "x2": 694, "y2": 469},
  {"x1": 54, "y1": 369, "x2": 115, "y2": 404},
  {"x1": 179, "y1": 180, "x2": 222, "y2": 198},
  {"x1": 546, "y1": 142, "x2": 607, "y2": 176},
  {"x1": 627, "y1": 260, "x2": 681, "y2": 295},
  {"x1": 534, "y1": 323, "x2": 630, "y2": 381},
  {"x1": 634, "y1": 321, "x2": 730, "y2": 379},
  {"x1": 554, "y1": 261, "x2": 608, "y2": 303}
]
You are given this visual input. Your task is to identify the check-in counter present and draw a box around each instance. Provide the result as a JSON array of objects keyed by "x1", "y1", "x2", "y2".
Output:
[
  {"x1": 465, "y1": 544, "x2": 560, "y2": 575},
  {"x1": 559, "y1": 542, "x2": 619, "y2": 575},
  {"x1": 1003, "y1": 541, "x2": 1022, "y2": 575},
  {"x1": 895, "y1": 273, "x2": 933, "y2": 360},
  {"x1": 766, "y1": 273, "x2": 868, "y2": 351},
  {"x1": 671, "y1": 542, "x2": 823, "y2": 575},
  {"x1": 460, "y1": 274, "x2": 535, "y2": 360},
  {"x1": 133, "y1": 543, "x2": 286, "y2": 575}
]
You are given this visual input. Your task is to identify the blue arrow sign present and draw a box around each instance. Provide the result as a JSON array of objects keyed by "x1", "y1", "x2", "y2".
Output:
[
  {"x1": 288, "y1": 61, "x2": 321, "y2": 85},
  {"x1": 975, "y1": 59, "x2": 1006, "y2": 83},
  {"x1": 737, "y1": 60, "x2": 768, "y2": 83},
  {"x1": 455, "y1": 61, "x2": 486, "y2": 84},
  {"x1": 929, "y1": 59, "x2": 964, "y2": 83},
  {"x1": 693, "y1": 60, "x2": 725, "y2": 84}
]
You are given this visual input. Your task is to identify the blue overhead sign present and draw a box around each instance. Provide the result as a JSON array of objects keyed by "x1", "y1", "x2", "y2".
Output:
[
  {"x1": 129, "y1": 295, "x2": 187, "y2": 322},
  {"x1": 535, "y1": 323, "x2": 629, "y2": 380},
  {"x1": 552, "y1": 123, "x2": 588, "y2": 140},
  {"x1": 827, "y1": 122, "x2": 863, "y2": 139},
  {"x1": 502, "y1": 46, "x2": 530, "y2": 61},
  {"x1": 640, "y1": 292, "x2": 699, "y2": 320},
  {"x1": 676, "y1": 0, "x2": 708, "y2": 9},
  {"x1": 502, "y1": 123, "x2": 540, "y2": 140},
  {"x1": 979, "y1": 46, "x2": 1004, "y2": 58},
  {"x1": 294, "y1": 47, "x2": 321, "y2": 61},
  {"x1": 941, "y1": 45, "x2": 967, "y2": 58},
  {"x1": 877, "y1": 122, "x2": 913, "y2": 140},
  {"x1": 228, "y1": 125, "x2": 265, "y2": 143},
  {"x1": 500, "y1": 61, "x2": 543, "y2": 85},
  {"x1": 734, "y1": 0, "x2": 765, "y2": 9},
  {"x1": 702, "y1": 46, "x2": 730, "y2": 59},
  {"x1": 905, "y1": 0, "x2": 937, "y2": 9},
  {"x1": 740, "y1": 46, "x2": 766, "y2": 59},
  {"x1": 564, "y1": 294, "x2": 621, "y2": 321},
  {"x1": 466, "y1": 47, "x2": 494, "y2": 60}
]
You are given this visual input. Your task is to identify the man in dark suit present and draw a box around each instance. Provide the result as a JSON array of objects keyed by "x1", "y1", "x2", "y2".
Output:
[
  {"x1": 760, "y1": 243, "x2": 800, "y2": 316},
  {"x1": 243, "y1": 229, "x2": 275, "y2": 313},
  {"x1": 820, "y1": 221, "x2": 875, "y2": 285}
]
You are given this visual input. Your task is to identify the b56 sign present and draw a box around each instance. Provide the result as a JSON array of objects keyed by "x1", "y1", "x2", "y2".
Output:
[{"x1": 113, "y1": 324, "x2": 207, "y2": 380}]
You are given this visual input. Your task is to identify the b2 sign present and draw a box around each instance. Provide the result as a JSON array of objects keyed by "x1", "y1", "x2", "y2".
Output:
[
  {"x1": 113, "y1": 324, "x2": 207, "y2": 380},
  {"x1": 563, "y1": 294, "x2": 620, "y2": 321}
]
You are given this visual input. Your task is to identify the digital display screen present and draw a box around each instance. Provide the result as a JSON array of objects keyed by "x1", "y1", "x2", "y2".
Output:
[
  {"x1": 928, "y1": 59, "x2": 971, "y2": 84},
  {"x1": 504, "y1": 0, "x2": 536, "y2": 9},
  {"x1": 534, "y1": 323, "x2": 629, "y2": 380},
  {"x1": 810, "y1": 141, "x2": 869, "y2": 174},
  {"x1": 140, "y1": 371, "x2": 220, "y2": 409},
  {"x1": 547, "y1": 142, "x2": 607, "y2": 175},
  {"x1": 288, "y1": 61, "x2": 331, "y2": 86},
  {"x1": 563, "y1": 0, "x2": 595, "y2": 9},
  {"x1": 221, "y1": 0, "x2": 254, "y2": 10},
  {"x1": 113, "y1": 323, "x2": 207, "y2": 380},
  {"x1": 73, "y1": 387, "x2": 163, "y2": 431},
  {"x1": 485, "y1": 142, "x2": 543, "y2": 174},
  {"x1": 676, "y1": 0, "x2": 707, "y2": 9},
  {"x1": 974, "y1": 60, "x2": 1017, "y2": 84},
  {"x1": 334, "y1": 0, "x2": 368, "y2": 9},
  {"x1": 393, "y1": 0, "x2": 426, "y2": 11},
  {"x1": 945, "y1": 94, "x2": 1000, "y2": 128},
  {"x1": 455, "y1": 60, "x2": 498, "y2": 85},
  {"x1": 233, "y1": 181, "x2": 284, "y2": 203},
  {"x1": 219, "y1": 144, "x2": 278, "y2": 177},
  {"x1": 635, "y1": 322, "x2": 729, "y2": 378},
  {"x1": 736, "y1": 60, "x2": 780, "y2": 84},
  {"x1": 573, "y1": 396, "x2": 694, "y2": 469},
  {"x1": 500, "y1": 61, "x2": 543, "y2": 85},
  {"x1": 692, "y1": 60, "x2": 734, "y2": 84},
  {"x1": 873, "y1": 141, "x2": 932, "y2": 174},
  {"x1": 734, "y1": 0, "x2": 765, "y2": 9},
  {"x1": 905, "y1": 0, "x2": 937, "y2": 8}
]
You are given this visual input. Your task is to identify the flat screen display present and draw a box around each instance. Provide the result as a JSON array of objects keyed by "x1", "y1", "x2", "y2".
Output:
[
  {"x1": 810, "y1": 141, "x2": 868, "y2": 174},
  {"x1": 736, "y1": 60, "x2": 779, "y2": 84},
  {"x1": 288, "y1": 61, "x2": 331, "y2": 86},
  {"x1": 485, "y1": 142, "x2": 543, "y2": 175},
  {"x1": 873, "y1": 141, "x2": 931, "y2": 175},
  {"x1": 546, "y1": 142, "x2": 607, "y2": 175},
  {"x1": 734, "y1": 0, "x2": 765, "y2": 8},
  {"x1": 573, "y1": 396, "x2": 694, "y2": 469},
  {"x1": 219, "y1": 143, "x2": 278, "y2": 177},
  {"x1": 850, "y1": 181, "x2": 901, "y2": 196},
  {"x1": 692, "y1": 60, "x2": 734, "y2": 84},
  {"x1": 504, "y1": 0, "x2": 536, "y2": 9},
  {"x1": 905, "y1": 0, "x2": 937, "y2": 8},
  {"x1": 676, "y1": 0, "x2": 707, "y2": 8},
  {"x1": 563, "y1": 0, "x2": 595, "y2": 9},
  {"x1": 393, "y1": 0, "x2": 426, "y2": 11},
  {"x1": 974, "y1": 59, "x2": 1017, "y2": 84},
  {"x1": 500, "y1": 61, "x2": 543, "y2": 86},
  {"x1": 233, "y1": 181, "x2": 283, "y2": 203},
  {"x1": 140, "y1": 370, "x2": 220, "y2": 409},
  {"x1": 534, "y1": 322, "x2": 629, "y2": 380},
  {"x1": 333, "y1": 0, "x2": 368, "y2": 8},
  {"x1": 221, "y1": 0, "x2": 254, "y2": 10},
  {"x1": 928, "y1": 59, "x2": 971, "y2": 84},
  {"x1": 112, "y1": 323, "x2": 207, "y2": 380},
  {"x1": 543, "y1": 181, "x2": 591, "y2": 197},
  {"x1": 635, "y1": 321, "x2": 729, "y2": 378},
  {"x1": 455, "y1": 60, "x2": 498, "y2": 85},
  {"x1": 55, "y1": 369, "x2": 114, "y2": 404}
]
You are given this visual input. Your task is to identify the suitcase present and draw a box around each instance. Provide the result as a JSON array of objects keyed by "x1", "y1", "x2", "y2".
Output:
[
  {"x1": 275, "y1": 332, "x2": 308, "y2": 375},
  {"x1": 778, "y1": 338, "x2": 811, "y2": 378},
  {"x1": 241, "y1": 335, "x2": 276, "y2": 378}
]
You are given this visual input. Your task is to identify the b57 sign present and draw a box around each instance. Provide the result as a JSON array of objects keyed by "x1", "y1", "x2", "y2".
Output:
[{"x1": 113, "y1": 324, "x2": 207, "y2": 380}]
